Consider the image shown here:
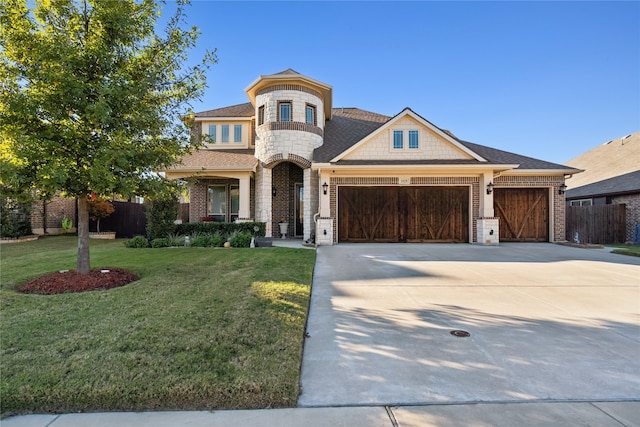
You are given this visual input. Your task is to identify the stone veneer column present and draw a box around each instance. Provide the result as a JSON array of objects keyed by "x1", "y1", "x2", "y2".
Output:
[
  {"x1": 303, "y1": 168, "x2": 318, "y2": 241},
  {"x1": 255, "y1": 166, "x2": 273, "y2": 237}
]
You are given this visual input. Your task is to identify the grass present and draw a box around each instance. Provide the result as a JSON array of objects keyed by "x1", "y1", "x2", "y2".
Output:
[
  {"x1": 0, "y1": 236, "x2": 316, "y2": 417},
  {"x1": 606, "y1": 243, "x2": 640, "y2": 257}
]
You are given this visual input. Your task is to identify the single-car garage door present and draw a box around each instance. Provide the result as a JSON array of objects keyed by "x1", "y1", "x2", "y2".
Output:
[
  {"x1": 494, "y1": 188, "x2": 549, "y2": 242},
  {"x1": 338, "y1": 186, "x2": 469, "y2": 243}
]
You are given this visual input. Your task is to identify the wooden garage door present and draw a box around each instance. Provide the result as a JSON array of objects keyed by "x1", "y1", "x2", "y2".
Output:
[
  {"x1": 338, "y1": 186, "x2": 469, "y2": 243},
  {"x1": 494, "y1": 188, "x2": 549, "y2": 242}
]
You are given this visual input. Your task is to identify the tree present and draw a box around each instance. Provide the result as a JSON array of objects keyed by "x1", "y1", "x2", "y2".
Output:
[
  {"x1": 87, "y1": 196, "x2": 115, "y2": 233},
  {"x1": 0, "y1": 0, "x2": 215, "y2": 273}
]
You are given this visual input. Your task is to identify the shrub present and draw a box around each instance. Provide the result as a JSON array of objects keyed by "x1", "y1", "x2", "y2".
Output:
[
  {"x1": 228, "y1": 230, "x2": 253, "y2": 248},
  {"x1": 151, "y1": 238, "x2": 170, "y2": 248},
  {"x1": 0, "y1": 197, "x2": 32, "y2": 238},
  {"x1": 210, "y1": 231, "x2": 225, "y2": 247},
  {"x1": 125, "y1": 235, "x2": 149, "y2": 248},
  {"x1": 175, "y1": 221, "x2": 266, "y2": 238},
  {"x1": 145, "y1": 197, "x2": 179, "y2": 239},
  {"x1": 166, "y1": 233, "x2": 184, "y2": 246},
  {"x1": 190, "y1": 236, "x2": 212, "y2": 247}
]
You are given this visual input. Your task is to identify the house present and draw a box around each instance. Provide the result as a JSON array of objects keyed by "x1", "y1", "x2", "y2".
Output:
[
  {"x1": 162, "y1": 69, "x2": 579, "y2": 245},
  {"x1": 565, "y1": 133, "x2": 640, "y2": 243}
]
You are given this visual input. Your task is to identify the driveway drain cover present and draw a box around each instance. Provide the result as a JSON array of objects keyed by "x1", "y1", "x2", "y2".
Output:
[{"x1": 450, "y1": 330, "x2": 470, "y2": 338}]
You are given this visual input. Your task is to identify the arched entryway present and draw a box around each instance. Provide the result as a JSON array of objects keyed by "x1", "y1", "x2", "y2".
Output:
[{"x1": 272, "y1": 162, "x2": 304, "y2": 238}]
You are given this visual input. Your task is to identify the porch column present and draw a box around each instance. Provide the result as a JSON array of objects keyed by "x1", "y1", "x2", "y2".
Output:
[
  {"x1": 238, "y1": 176, "x2": 251, "y2": 221},
  {"x1": 477, "y1": 171, "x2": 499, "y2": 245},
  {"x1": 256, "y1": 166, "x2": 273, "y2": 237}
]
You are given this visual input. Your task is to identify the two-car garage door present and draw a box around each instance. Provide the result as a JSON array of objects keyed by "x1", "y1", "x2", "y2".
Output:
[
  {"x1": 338, "y1": 186, "x2": 469, "y2": 243},
  {"x1": 338, "y1": 186, "x2": 549, "y2": 243}
]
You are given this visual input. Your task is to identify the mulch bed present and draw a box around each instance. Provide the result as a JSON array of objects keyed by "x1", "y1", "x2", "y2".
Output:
[{"x1": 18, "y1": 268, "x2": 139, "y2": 295}]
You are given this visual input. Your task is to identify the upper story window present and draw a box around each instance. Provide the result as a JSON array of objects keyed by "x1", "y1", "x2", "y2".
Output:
[
  {"x1": 234, "y1": 125, "x2": 242, "y2": 143},
  {"x1": 306, "y1": 104, "x2": 317, "y2": 125},
  {"x1": 258, "y1": 105, "x2": 265, "y2": 125},
  {"x1": 208, "y1": 125, "x2": 216, "y2": 143},
  {"x1": 278, "y1": 101, "x2": 292, "y2": 122},
  {"x1": 392, "y1": 129, "x2": 420, "y2": 150},
  {"x1": 408, "y1": 130, "x2": 419, "y2": 149},
  {"x1": 221, "y1": 125, "x2": 229, "y2": 143},
  {"x1": 393, "y1": 130, "x2": 404, "y2": 149}
]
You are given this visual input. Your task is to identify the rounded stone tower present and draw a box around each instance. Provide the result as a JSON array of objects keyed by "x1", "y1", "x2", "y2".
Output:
[{"x1": 246, "y1": 69, "x2": 332, "y2": 166}]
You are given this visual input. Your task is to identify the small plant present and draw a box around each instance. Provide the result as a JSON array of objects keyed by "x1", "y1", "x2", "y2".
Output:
[
  {"x1": 210, "y1": 231, "x2": 225, "y2": 247},
  {"x1": 152, "y1": 238, "x2": 170, "y2": 248},
  {"x1": 166, "y1": 232, "x2": 185, "y2": 247},
  {"x1": 61, "y1": 216, "x2": 73, "y2": 233},
  {"x1": 125, "y1": 235, "x2": 149, "y2": 248},
  {"x1": 228, "y1": 230, "x2": 253, "y2": 248}
]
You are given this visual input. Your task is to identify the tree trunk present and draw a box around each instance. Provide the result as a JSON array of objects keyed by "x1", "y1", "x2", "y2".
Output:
[{"x1": 77, "y1": 197, "x2": 91, "y2": 274}]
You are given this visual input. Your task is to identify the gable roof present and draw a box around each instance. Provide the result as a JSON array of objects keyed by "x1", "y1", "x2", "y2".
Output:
[
  {"x1": 315, "y1": 108, "x2": 580, "y2": 172},
  {"x1": 330, "y1": 108, "x2": 485, "y2": 162},
  {"x1": 564, "y1": 132, "x2": 639, "y2": 189},
  {"x1": 194, "y1": 102, "x2": 254, "y2": 118},
  {"x1": 566, "y1": 170, "x2": 640, "y2": 199}
]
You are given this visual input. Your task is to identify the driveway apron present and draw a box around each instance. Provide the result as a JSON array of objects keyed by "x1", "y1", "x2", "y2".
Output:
[{"x1": 298, "y1": 243, "x2": 640, "y2": 407}]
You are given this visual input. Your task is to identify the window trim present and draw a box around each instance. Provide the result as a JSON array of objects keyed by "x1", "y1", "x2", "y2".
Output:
[
  {"x1": 391, "y1": 129, "x2": 420, "y2": 151},
  {"x1": 278, "y1": 101, "x2": 292, "y2": 122},
  {"x1": 208, "y1": 125, "x2": 216, "y2": 143},
  {"x1": 258, "y1": 105, "x2": 265, "y2": 126},
  {"x1": 207, "y1": 185, "x2": 227, "y2": 219},
  {"x1": 221, "y1": 125, "x2": 229, "y2": 143},
  {"x1": 305, "y1": 103, "x2": 317, "y2": 126}
]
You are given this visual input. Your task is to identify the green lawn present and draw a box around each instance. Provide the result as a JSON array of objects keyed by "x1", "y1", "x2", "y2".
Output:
[
  {"x1": 606, "y1": 244, "x2": 640, "y2": 257},
  {"x1": 0, "y1": 236, "x2": 316, "y2": 417}
]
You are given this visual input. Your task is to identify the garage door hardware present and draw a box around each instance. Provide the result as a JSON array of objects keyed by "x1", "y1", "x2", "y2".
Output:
[{"x1": 450, "y1": 330, "x2": 470, "y2": 338}]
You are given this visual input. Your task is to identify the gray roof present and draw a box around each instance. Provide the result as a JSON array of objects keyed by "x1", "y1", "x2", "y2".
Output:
[
  {"x1": 193, "y1": 103, "x2": 579, "y2": 172},
  {"x1": 565, "y1": 170, "x2": 640, "y2": 199},
  {"x1": 195, "y1": 103, "x2": 254, "y2": 118},
  {"x1": 314, "y1": 108, "x2": 392, "y2": 162}
]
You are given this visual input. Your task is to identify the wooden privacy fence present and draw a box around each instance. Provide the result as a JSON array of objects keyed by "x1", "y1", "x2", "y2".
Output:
[
  {"x1": 90, "y1": 201, "x2": 147, "y2": 238},
  {"x1": 565, "y1": 204, "x2": 626, "y2": 244}
]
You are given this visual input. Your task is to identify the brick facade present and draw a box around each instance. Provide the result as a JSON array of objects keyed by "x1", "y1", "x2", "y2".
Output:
[
  {"x1": 31, "y1": 194, "x2": 77, "y2": 235},
  {"x1": 610, "y1": 193, "x2": 640, "y2": 243},
  {"x1": 495, "y1": 175, "x2": 566, "y2": 242}
]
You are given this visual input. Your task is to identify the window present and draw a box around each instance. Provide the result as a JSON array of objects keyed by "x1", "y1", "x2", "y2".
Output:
[
  {"x1": 207, "y1": 185, "x2": 227, "y2": 221},
  {"x1": 408, "y1": 130, "x2": 419, "y2": 149},
  {"x1": 258, "y1": 105, "x2": 265, "y2": 125},
  {"x1": 570, "y1": 199, "x2": 592, "y2": 206},
  {"x1": 306, "y1": 104, "x2": 316, "y2": 125},
  {"x1": 234, "y1": 125, "x2": 242, "y2": 143},
  {"x1": 278, "y1": 101, "x2": 291, "y2": 122},
  {"x1": 393, "y1": 130, "x2": 404, "y2": 149},
  {"x1": 221, "y1": 125, "x2": 229, "y2": 143},
  {"x1": 208, "y1": 125, "x2": 216, "y2": 143}
]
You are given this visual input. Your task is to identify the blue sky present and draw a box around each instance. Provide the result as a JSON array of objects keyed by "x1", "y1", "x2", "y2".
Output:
[{"x1": 170, "y1": 1, "x2": 639, "y2": 165}]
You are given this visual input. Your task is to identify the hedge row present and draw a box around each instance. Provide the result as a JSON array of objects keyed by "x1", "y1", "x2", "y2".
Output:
[{"x1": 174, "y1": 221, "x2": 266, "y2": 237}]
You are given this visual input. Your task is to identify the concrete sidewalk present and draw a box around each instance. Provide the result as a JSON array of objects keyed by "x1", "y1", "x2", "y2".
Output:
[{"x1": 4, "y1": 401, "x2": 639, "y2": 426}]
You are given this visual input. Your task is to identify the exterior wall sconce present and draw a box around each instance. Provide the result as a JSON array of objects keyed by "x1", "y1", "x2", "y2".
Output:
[
  {"x1": 272, "y1": 186, "x2": 276, "y2": 197},
  {"x1": 486, "y1": 182, "x2": 493, "y2": 195},
  {"x1": 558, "y1": 183, "x2": 567, "y2": 195},
  {"x1": 322, "y1": 182, "x2": 328, "y2": 195}
]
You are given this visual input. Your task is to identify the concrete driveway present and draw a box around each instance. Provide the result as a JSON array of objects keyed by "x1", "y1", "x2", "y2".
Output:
[{"x1": 298, "y1": 243, "x2": 640, "y2": 407}]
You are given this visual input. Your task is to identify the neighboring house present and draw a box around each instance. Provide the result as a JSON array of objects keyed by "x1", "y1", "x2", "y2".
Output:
[
  {"x1": 565, "y1": 133, "x2": 640, "y2": 243},
  {"x1": 162, "y1": 69, "x2": 579, "y2": 245}
]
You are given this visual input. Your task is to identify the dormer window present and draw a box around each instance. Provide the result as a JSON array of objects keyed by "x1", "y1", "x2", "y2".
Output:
[
  {"x1": 221, "y1": 125, "x2": 229, "y2": 143},
  {"x1": 208, "y1": 125, "x2": 216, "y2": 143},
  {"x1": 393, "y1": 130, "x2": 403, "y2": 149},
  {"x1": 278, "y1": 101, "x2": 291, "y2": 122}
]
